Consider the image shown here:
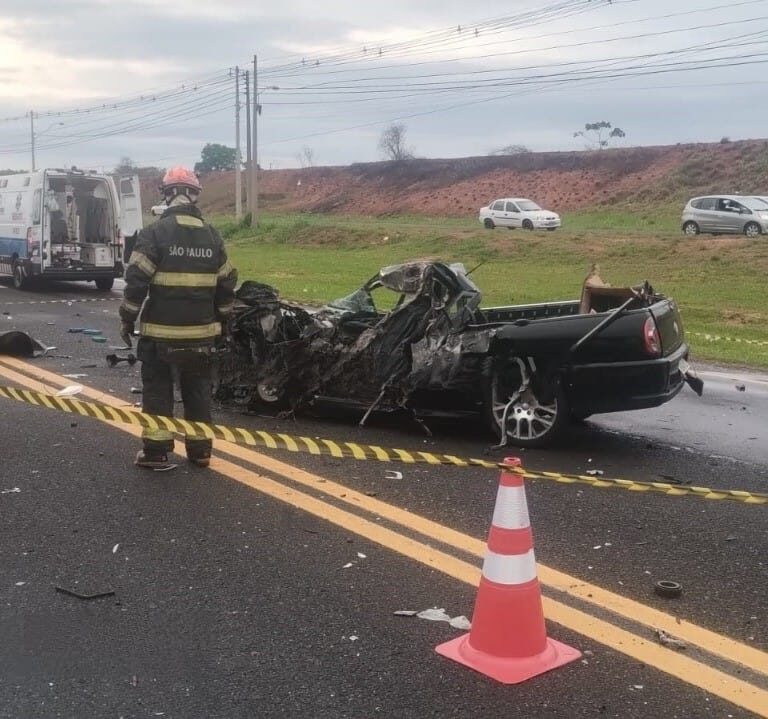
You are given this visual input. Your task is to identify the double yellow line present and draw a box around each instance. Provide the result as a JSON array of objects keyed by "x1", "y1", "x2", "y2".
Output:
[{"x1": 1, "y1": 355, "x2": 767, "y2": 717}]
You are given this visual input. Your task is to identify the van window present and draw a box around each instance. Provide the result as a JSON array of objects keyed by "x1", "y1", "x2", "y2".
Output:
[
  {"x1": 120, "y1": 178, "x2": 134, "y2": 194},
  {"x1": 23, "y1": 177, "x2": 30, "y2": 187},
  {"x1": 31, "y1": 189, "x2": 42, "y2": 225},
  {"x1": 491, "y1": 200, "x2": 505, "y2": 211}
]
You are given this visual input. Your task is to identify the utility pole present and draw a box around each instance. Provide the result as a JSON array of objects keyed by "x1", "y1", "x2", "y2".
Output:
[
  {"x1": 250, "y1": 54, "x2": 258, "y2": 227},
  {"x1": 29, "y1": 111, "x2": 36, "y2": 172},
  {"x1": 234, "y1": 66, "x2": 242, "y2": 220},
  {"x1": 244, "y1": 69, "x2": 252, "y2": 214}
]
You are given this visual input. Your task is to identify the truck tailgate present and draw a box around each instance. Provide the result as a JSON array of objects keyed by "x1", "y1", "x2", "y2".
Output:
[{"x1": 649, "y1": 299, "x2": 685, "y2": 357}]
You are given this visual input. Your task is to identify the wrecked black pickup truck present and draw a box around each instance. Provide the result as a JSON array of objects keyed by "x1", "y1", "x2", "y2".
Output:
[{"x1": 215, "y1": 261, "x2": 701, "y2": 447}]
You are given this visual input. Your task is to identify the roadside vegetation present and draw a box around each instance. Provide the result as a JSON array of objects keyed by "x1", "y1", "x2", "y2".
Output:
[{"x1": 214, "y1": 211, "x2": 768, "y2": 369}]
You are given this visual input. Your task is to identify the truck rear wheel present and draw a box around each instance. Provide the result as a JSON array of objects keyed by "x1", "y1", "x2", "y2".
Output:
[
  {"x1": 484, "y1": 356, "x2": 568, "y2": 448},
  {"x1": 12, "y1": 264, "x2": 28, "y2": 290},
  {"x1": 95, "y1": 278, "x2": 114, "y2": 291}
]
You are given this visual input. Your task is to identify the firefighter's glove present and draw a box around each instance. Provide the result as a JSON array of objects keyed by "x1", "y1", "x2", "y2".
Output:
[{"x1": 120, "y1": 321, "x2": 134, "y2": 348}]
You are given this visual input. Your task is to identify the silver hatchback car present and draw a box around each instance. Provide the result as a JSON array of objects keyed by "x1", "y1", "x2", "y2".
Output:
[{"x1": 681, "y1": 195, "x2": 768, "y2": 237}]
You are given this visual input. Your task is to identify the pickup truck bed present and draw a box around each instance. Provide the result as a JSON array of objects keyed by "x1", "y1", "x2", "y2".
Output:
[{"x1": 216, "y1": 262, "x2": 700, "y2": 448}]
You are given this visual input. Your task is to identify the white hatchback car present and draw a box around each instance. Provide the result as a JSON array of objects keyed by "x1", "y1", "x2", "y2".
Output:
[{"x1": 479, "y1": 198, "x2": 561, "y2": 231}]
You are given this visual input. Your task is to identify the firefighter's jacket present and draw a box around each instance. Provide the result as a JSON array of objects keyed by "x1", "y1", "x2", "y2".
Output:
[{"x1": 120, "y1": 204, "x2": 237, "y2": 343}]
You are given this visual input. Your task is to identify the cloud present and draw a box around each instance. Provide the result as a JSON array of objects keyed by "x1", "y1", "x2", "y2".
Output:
[{"x1": 0, "y1": 1, "x2": 767, "y2": 172}]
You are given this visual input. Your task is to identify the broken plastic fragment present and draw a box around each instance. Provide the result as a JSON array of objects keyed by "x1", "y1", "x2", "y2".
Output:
[
  {"x1": 62, "y1": 374, "x2": 88, "y2": 379},
  {"x1": 416, "y1": 608, "x2": 452, "y2": 622},
  {"x1": 586, "y1": 469, "x2": 604, "y2": 476},
  {"x1": 0, "y1": 487, "x2": 21, "y2": 495},
  {"x1": 384, "y1": 470, "x2": 403, "y2": 480},
  {"x1": 656, "y1": 628, "x2": 687, "y2": 650},
  {"x1": 56, "y1": 385, "x2": 83, "y2": 397},
  {"x1": 448, "y1": 615, "x2": 471, "y2": 630},
  {"x1": 342, "y1": 562, "x2": 354, "y2": 569},
  {"x1": 393, "y1": 610, "x2": 418, "y2": 617},
  {"x1": 112, "y1": 544, "x2": 120, "y2": 554}
]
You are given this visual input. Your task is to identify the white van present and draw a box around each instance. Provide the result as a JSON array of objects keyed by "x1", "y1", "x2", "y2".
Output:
[{"x1": 0, "y1": 168, "x2": 142, "y2": 290}]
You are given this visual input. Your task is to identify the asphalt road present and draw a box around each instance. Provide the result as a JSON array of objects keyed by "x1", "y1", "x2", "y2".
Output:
[{"x1": 0, "y1": 279, "x2": 766, "y2": 719}]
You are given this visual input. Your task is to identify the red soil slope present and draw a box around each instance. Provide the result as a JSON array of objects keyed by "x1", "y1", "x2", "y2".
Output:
[{"x1": 140, "y1": 139, "x2": 768, "y2": 217}]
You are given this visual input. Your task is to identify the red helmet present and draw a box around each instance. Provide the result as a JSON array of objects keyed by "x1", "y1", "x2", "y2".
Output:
[{"x1": 161, "y1": 166, "x2": 201, "y2": 194}]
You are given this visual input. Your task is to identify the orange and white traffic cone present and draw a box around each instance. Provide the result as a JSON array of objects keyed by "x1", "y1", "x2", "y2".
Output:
[{"x1": 436, "y1": 457, "x2": 581, "y2": 683}]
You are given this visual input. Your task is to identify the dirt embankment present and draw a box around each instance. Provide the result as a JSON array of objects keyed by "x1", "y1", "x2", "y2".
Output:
[{"x1": 142, "y1": 139, "x2": 768, "y2": 217}]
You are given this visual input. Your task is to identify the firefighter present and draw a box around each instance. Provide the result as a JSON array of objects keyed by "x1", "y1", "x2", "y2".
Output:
[{"x1": 119, "y1": 167, "x2": 238, "y2": 469}]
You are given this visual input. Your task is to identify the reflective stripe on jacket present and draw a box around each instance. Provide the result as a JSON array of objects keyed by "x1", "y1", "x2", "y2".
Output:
[{"x1": 119, "y1": 205, "x2": 238, "y2": 343}]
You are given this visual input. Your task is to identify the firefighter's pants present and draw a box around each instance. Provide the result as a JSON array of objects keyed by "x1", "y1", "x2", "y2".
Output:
[{"x1": 136, "y1": 338, "x2": 213, "y2": 459}]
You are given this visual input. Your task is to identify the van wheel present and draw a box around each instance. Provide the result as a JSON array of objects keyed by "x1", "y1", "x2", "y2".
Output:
[
  {"x1": 522, "y1": 219, "x2": 534, "y2": 230},
  {"x1": 744, "y1": 222, "x2": 761, "y2": 238},
  {"x1": 95, "y1": 278, "x2": 114, "y2": 291},
  {"x1": 483, "y1": 218, "x2": 495, "y2": 230},
  {"x1": 484, "y1": 356, "x2": 568, "y2": 448},
  {"x1": 682, "y1": 221, "x2": 699, "y2": 235},
  {"x1": 12, "y1": 264, "x2": 28, "y2": 290}
]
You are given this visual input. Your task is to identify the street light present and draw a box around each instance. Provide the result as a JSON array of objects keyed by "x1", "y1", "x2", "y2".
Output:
[{"x1": 29, "y1": 112, "x2": 64, "y2": 171}]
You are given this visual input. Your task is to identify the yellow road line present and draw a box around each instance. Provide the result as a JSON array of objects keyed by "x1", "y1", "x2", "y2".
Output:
[
  {"x1": 1, "y1": 357, "x2": 767, "y2": 716},
  {"x1": 1, "y1": 355, "x2": 765, "y2": 679}
]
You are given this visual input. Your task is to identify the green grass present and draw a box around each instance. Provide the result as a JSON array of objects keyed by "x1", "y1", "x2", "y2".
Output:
[{"x1": 214, "y1": 211, "x2": 768, "y2": 369}]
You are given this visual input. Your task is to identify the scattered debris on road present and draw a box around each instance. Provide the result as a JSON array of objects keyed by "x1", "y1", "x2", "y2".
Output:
[
  {"x1": 106, "y1": 353, "x2": 137, "y2": 367},
  {"x1": 585, "y1": 469, "x2": 604, "y2": 476},
  {"x1": 397, "y1": 607, "x2": 473, "y2": 630},
  {"x1": 54, "y1": 586, "x2": 116, "y2": 601},
  {"x1": 56, "y1": 385, "x2": 83, "y2": 397},
  {"x1": 1, "y1": 487, "x2": 21, "y2": 495},
  {"x1": 655, "y1": 628, "x2": 687, "y2": 650},
  {"x1": 0, "y1": 330, "x2": 51, "y2": 358},
  {"x1": 384, "y1": 470, "x2": 403, "y2": 480},
  {"x1": 736, "y1": 384, "x2": 746, "y2": 392},
  {"x1": 654, "y1": 580, "x2": 683, "y2": 599}
]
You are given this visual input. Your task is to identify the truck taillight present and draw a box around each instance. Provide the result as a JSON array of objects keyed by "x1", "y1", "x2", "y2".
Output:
[{"x1": 643, "y1": 317, "x2": 661, "y2": 357}]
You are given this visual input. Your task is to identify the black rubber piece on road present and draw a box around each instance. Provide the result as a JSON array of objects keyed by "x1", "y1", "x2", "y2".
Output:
[{"x1": 654, "y1": 580, "x2": 683, "y2": 598}]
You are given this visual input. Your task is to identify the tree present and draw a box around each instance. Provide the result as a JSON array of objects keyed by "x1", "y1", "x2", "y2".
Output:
[
  {"x1": 378, "y1": 123, "x2": 414, "y2": 161},
  {"x1": 194, "y1": 143, "x2": 238, "y2": 173},
  {"x1": 296, "y1": 145, "x2": 315, "y2": 168},
  {"x1": 573, "y1": 121, "x2": 626, "y2": 150},
  {"x1": 114, "y1": 156, "x2": 137, "y2": 174},
  {"x1": 489, "y1": 144, "x2": 531, "y2": 156}
]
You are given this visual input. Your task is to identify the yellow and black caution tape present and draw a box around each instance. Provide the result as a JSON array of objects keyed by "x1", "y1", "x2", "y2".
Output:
[
  {"x1": 0, "y1": 384, "x2": 766, "y2": 506},
  {"x1": 690, "y1": 331, "x2": 768, "y2": 348},
  {"x1": 0, "y1": 297, "x2": 120, "y2": 307}
]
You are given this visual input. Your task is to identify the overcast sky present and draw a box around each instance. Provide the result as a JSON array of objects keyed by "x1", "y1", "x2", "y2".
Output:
[{"x1": 0, "y1": 0, "x2": 766, "y2": 174}]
